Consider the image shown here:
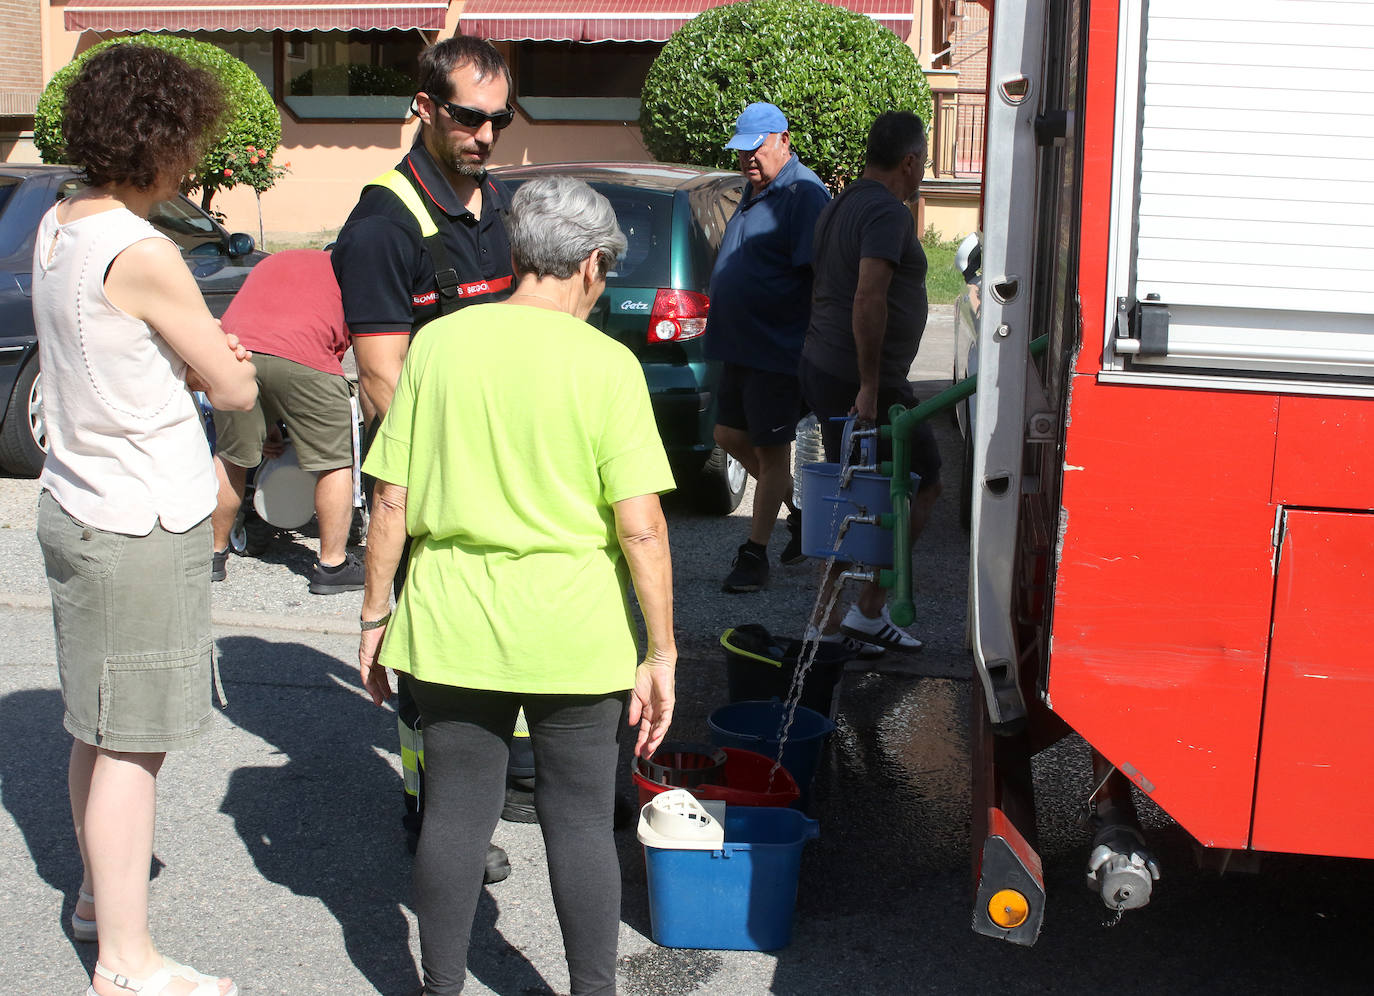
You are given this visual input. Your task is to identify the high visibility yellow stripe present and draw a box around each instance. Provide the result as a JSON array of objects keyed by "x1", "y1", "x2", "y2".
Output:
[
  {"x1": 398, "y1": 715, "x2": 426, "y2": 796},
  {"x1": 400, "y1": 746, "x2": 420, "y2": 796},
  {"x1": 367, "y1": 169, "x2": 438, "y2": 237}
]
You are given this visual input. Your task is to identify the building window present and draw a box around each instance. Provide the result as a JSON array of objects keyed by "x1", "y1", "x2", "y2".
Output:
[
  {"x1": 282, "y1": 30, "x2": 422, "y2": 120},
  {"x1": 513, "y1": 42, "x2": 660, "y2": 122},
  {"x1": 186, "y1": 31, "x2": 276, "y2": 92}
]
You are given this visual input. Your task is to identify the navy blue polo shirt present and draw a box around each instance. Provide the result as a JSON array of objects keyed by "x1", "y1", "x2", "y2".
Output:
[
  {"x1": 332, "y1": 139, "x2": 515, "y2": 337},
  {"x1": 703, "y1": 154, "x2": 831, "y2": 375}
]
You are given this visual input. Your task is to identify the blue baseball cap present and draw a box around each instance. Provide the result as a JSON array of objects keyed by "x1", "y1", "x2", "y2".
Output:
[{"x1": 724, "y1": 102, "x2": 789, "y2": 151}]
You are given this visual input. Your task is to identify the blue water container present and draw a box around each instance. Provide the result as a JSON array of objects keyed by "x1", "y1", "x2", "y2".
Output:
[
  {"x1": 707, "y1": 700, "x2": 835, "y2": 807},
  {"x1": 642, "y1": 806, "x2": 819, "y2": 951},
  {"x1": 799, "y1": 462, "x2": 919, "y2": 566}
]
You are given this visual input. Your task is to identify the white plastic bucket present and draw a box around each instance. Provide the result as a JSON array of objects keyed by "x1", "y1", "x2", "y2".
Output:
[{"x1": 253, "y1": 442, "x2": 315, "y2": 529}]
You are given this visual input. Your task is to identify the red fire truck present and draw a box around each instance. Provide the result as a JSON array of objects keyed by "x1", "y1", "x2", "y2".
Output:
[{"x1": 908, "y1": 0, "x2": 1374, "y2": 943}]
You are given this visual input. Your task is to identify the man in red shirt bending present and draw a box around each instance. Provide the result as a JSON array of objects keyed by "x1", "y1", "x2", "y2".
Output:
[{"x1": 209, "y1": 248, "x2": 363, "y2": 594}]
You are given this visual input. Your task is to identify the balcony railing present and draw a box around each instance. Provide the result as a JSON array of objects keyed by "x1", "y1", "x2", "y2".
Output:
[{"x1": 931, "y1": 88, "x2": 986, "y2": 181}]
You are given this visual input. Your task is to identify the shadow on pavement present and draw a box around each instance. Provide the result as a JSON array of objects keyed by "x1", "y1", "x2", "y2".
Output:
[
  {"x1": 0, "y1": 687, "x2": 98, "y2": 971},
  {"x1": 216, "y1": 634, "x2": 552, "y2": 996}
]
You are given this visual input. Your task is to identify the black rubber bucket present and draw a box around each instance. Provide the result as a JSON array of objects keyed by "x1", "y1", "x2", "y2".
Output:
[{"x1": 720, "y1": 625, "x2": 849, "y2": 720}]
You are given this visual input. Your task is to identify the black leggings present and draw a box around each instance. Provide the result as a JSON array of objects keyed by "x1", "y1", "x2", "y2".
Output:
[{"x1": 408, "y1": 679, "x2": 628, "y2": 995}]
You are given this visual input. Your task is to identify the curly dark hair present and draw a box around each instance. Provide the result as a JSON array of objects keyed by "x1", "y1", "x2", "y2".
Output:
[{"x1": 62, "y1": 44, "x2": 227, "y2": 191}]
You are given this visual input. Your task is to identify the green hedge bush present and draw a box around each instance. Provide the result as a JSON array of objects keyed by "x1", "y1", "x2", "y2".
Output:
[
  {"x1": 34, "y1": 34, "x2": 283, "y2": 209},
  {"x1": 640, "y1": 0, "x2": 932, "y2": 190}
]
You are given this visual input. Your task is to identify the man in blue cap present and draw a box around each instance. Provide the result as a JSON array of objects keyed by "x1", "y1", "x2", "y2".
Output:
[{"x1": 706, "y1": 101, "x2": 832, "y2": 593}]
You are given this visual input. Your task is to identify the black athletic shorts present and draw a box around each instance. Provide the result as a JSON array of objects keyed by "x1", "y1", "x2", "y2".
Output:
[
  {"x1": 715, "y1": 362, "x2": 807, "y2": 447},
  {"x1": 798, "y1": 357, "x2": 942, "y2": 490}
]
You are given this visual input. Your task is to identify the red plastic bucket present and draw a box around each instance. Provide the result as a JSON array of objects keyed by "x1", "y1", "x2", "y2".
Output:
[{"x1": 634, "y1": 746, "x2": 800, "y2": 809}]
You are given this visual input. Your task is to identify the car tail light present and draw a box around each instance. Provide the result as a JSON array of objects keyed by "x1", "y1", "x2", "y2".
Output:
[{"x1": 647, "y1": 288, "x2": 709, "y2": 343}]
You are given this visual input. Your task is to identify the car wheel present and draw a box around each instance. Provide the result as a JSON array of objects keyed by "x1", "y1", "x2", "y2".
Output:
[
  {"x1": 693, "y1": 445, "x2": 748, "y2": 515},
  {"x1": 0, "y1": 360, "x2": 46, "y2": 477},
  {"x1": 228, "y1": 516, "x2": 249, "y2": 555},
  {"x1": 348, "y1": 505, "x2": 369, "y2": 546}
]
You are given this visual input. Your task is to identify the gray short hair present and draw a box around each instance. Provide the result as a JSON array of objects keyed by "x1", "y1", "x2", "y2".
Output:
[
  {"x1": 508, "y1": 176, "x2": 627, "y2": 280},
  {"x1": 865, "y1": 111, "x2": 927, "y2": 170}
]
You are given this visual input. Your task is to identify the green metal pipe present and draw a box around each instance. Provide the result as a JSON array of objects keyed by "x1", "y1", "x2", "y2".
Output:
[{"x1": 880, "y1": 334, "x2": 1048, "y2": 626}]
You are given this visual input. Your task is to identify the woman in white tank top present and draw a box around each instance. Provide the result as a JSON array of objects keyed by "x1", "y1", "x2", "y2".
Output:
[{"x1": 32, "y1": 44, "x2": 257, "y2": 996}]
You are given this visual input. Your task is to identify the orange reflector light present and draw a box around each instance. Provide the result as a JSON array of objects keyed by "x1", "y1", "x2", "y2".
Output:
[{"x1": 987, "y1": 889, "x2": 1030, "y2": 929}]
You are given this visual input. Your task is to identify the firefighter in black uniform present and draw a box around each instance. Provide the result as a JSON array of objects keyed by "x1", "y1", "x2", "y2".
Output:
[{"x1": 333, "y1": 35, "x2": 520, "y2": 882}]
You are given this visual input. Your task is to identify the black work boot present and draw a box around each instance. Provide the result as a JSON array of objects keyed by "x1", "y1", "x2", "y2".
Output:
[
  {"x1": 484, "y1": 842, "x2": 511, "y2": 884},
  {"x1": 502, "y1": 777, "x2": 538, "y2": 824},
  {"x1": 722, "y1": 542, "x2": 769, "y2": 593}
]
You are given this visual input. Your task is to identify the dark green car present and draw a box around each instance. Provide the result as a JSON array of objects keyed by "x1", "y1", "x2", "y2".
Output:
[{"x1": 493, "y1": 162, "x2": 748, "y2": 514}]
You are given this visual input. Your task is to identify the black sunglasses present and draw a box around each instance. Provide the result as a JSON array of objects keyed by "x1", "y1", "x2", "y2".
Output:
[{"x1": 427, "y1": 95, "x2": 515, "y2": 131}]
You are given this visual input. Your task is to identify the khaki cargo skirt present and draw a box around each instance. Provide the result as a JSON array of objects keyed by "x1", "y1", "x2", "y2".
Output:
[{"x1": 37, "y1": 491, "x2": 217, "y2": 753}]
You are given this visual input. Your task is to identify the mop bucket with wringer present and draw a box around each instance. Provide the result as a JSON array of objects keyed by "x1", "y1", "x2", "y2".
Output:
[
  {"x1": 720, "y1": 624, "x2": 849, "y2": 720},
  {"x1": 633, "y1": 745, "x2": 800, "y2": 809},
  {"x1": 707, "y1": 700, "x2": 835, "y2": 808},
  {"x1": 638, "y1": 790, "x2": 819, "y2": 951}
]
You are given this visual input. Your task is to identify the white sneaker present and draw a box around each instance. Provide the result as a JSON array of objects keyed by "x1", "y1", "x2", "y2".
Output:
[
  {"x1": 803, "y1": 624, "x2": 886, "y2": 660},
  {"x1": 840, "y1": 604, "x2": 923, "y2": 652}
]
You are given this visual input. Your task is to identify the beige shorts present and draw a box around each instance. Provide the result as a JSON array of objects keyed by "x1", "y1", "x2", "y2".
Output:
[
  {"x1": 213, "y1": 352, "x2": 353, "y2": 472},
  {"x1": 37, "y1": 491, "x2": 216, "y2": 753}
]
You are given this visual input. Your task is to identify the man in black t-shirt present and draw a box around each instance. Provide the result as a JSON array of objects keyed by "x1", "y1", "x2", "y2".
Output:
[
  {"x1": 800, "y1": 111, "x2": 943, "y2": 658},
  {"x1": 333, "y1": 36, "x2": 516, "y2": 416},
  {"x1": 332, "y1": 36, "x2": 520, "y2": 880}
]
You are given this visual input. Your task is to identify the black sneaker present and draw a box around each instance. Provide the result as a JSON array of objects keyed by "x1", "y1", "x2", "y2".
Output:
[
  {"x1": 722, "y1": 543, "x2": 769, "y2": 593},
  {"x1": 211, "y1": 549, "x2": 229, "y2": 583},
  {"x1": 309, "y1": 551, "x2": 365, "y2": 594},
  {"x1": 779, "y1": 510, "x2": 805, "y2": 565}
]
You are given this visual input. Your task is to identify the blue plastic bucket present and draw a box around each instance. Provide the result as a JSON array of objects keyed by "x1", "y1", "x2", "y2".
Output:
[
  {"x1": 642, "y1": 806, "x2": 819, "y2": 950},
  {"x1": 707, "y1": 700, "x2": 835, "y2": 807},
  {"x1": 799, "y1": 462, "x2": 919, "y2": 566}
]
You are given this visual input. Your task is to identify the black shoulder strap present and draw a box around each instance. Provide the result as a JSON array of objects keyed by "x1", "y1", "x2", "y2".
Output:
[
  {"x1": 402, "y1": 172, "x2": 464, "y2": 318},
  {"x1": 368, "y1": 166, "x2": 463, "y2": 320}
]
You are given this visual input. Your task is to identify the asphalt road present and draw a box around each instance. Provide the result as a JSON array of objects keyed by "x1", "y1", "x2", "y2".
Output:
[{"x1": 3, "y1": 308, "x2": 1371, "y2": 994}]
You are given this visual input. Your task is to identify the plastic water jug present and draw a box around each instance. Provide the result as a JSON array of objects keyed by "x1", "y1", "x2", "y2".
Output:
[{"x1": 792, "y1": 414, "x2": 824, "y2": 506}]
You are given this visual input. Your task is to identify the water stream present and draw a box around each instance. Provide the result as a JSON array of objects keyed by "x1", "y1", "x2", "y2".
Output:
[{"x1": 767, "y1": 419, "x2": 871, "y2": 794}]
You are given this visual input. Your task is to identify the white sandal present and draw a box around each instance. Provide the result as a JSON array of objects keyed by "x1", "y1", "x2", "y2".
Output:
[
  {"x1": 87, "y1": 960, "x2": 237, "y2": 995},
  {"x1": 71, "y1": 889, "x2": 97, "y2": 943}
]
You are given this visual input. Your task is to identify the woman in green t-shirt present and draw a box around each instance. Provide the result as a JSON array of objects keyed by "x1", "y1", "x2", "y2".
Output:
[{"x1": 358, "y1": 176, "x2": 677, "y2": 996}]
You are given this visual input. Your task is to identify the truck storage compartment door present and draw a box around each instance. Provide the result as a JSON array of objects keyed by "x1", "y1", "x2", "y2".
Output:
[
  {"x1": 1106, "y1": 0, "x2": 1374, "y2": 382},
  {"x1": 1251, "y1": 508, "x2": 1374, "y2": 859}
]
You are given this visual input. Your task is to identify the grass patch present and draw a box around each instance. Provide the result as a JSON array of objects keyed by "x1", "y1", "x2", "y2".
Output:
[
  {"x1": 260, "y1": 229, "x2": 340, "y2": 252},
  {"x1": 924, "y1": 238, "x2": 966, "y2": 306}
]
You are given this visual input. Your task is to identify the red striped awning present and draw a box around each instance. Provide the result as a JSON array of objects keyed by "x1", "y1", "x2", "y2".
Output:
[
  {"x1": 64, "y1": 0, "x2": 449, "y2": 33},
  {"x1": 459, "y1": 1, "x2": 914, "y2": 44}
]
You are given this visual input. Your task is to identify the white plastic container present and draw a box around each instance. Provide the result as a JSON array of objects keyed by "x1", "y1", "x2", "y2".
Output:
[
  {"x1": 636, "y1": 789, "x2": 725, "y2": 850},
  {"x1": 253, "y1": 442, "x2": 315, "y2": 529}
]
